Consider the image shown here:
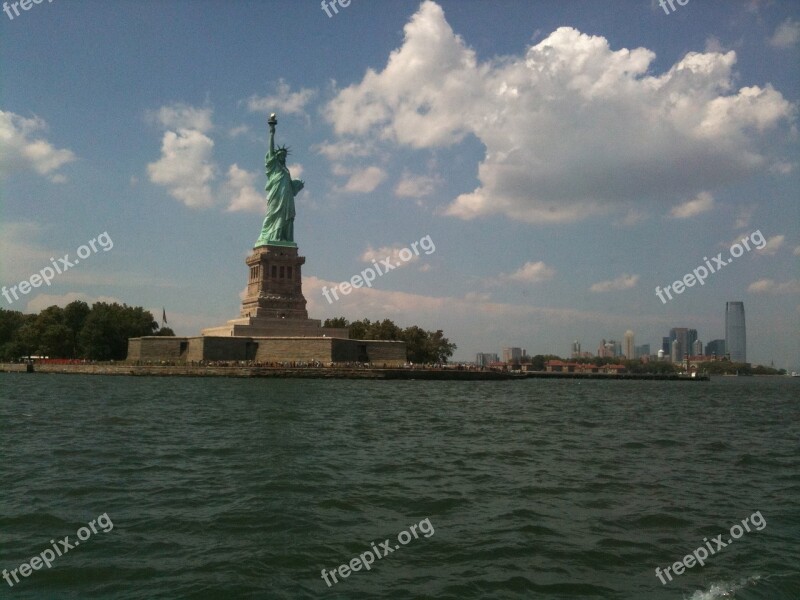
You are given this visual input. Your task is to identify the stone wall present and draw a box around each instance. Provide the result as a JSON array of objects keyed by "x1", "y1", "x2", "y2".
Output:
[
  {"x1": 127, "y1": 336, "x2": 406, "y2": 365},
  {"x1": 127, "y1": 337, "x2": 187, "y2": 362},
  {"x1": 186, "y1": 337, "x2": 257, "y2": 362},
  {"x1": 363, "y1": 341, "x2": 407, "y2": 366},
  {"x1": 254, "y1": 337, "x2": 334, "y2": 363}
]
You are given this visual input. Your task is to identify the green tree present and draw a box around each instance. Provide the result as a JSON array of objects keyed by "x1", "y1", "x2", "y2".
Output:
[
  {"x1": 425, "y1": 329, "x2": 456, "y2": 363},
  {"x1": 348, "y1": 318, "x2": 370, "y2": 341},
  {"x1": 0, "y1": 309, "x2": 29, "y2": 360},
  {"x1": 400, "y1": 325, "x2": 429, "y2": 363},
  {"x1": 345, "y1": 318, "x2": 456, "y2": 363},
  {"x1": 11, "y1": 306, "x2": 73, "y2": 358},
  {"x1": 323, "y1": 317, "x2": 349, "y2": 328},
  {"x1": 64, "y1": 301, "x2": 91, "y2": 356},
  {"x1": 79, "y1": 303, "x2": 158, "y2": 360}
]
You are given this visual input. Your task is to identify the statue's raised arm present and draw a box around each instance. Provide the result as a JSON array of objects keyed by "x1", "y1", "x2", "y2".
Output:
[
  {"x1": 255, "y1": 114, "x2": 302, "y2": 248},
  {"x1": 268, "y1": 113, "x2": 277, "y2": 157}
]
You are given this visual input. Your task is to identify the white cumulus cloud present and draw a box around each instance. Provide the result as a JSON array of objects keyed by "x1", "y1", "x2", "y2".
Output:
[
  {"x1": 342, "y1": 166, "x2": 387, "y2": 193},
  {"x1": 394, "y1": 171, "x2": 442, "y2": 198},
  {"x1": 147, "y1": 104, "x2": 213, "y2": 132},
  {"x1": 670, "y1": 192, "x2": 715, "y2": 219},
  {"x1": 225, "y1": 164, "x2": 263, "y2": 213},
  {"x1": 769, "y1": 18, "x2": 800, "y2": 48},
  {"x1": 758, "y1": 234, "x2": 785, "y2": 255},
  {"x1": 147, "y1": 103, "x2": 216, "y2": 208},
  {"x1": 248, "y1": 79, "x2": 316, "y2": 116},
  {"x1": 323, "y1": 1, "x2": 794, "y2": 224},
  {"x1": 361, "y1": 244, "x2": 419, "y2": 268},
  {"x1": 748, "y1": 278, "x2": 800, "y2": 294},
  {"x1": 505, "y1": 261, "x2": 555, "y2": 283},
  {"x1": 590, "y1": 273, "x2": 639, "y2": 293},
  {"x1": 0, "y1": 110, "x2": 76, "y2": 182}
]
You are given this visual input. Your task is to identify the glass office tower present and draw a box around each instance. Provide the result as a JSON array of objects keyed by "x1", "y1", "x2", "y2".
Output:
[{"x1": 725, "y1": 301, "x2": 746, "y2": 363}]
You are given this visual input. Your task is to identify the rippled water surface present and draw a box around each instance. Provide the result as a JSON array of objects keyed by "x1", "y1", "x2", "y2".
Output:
[{"x1": 1, "y1": 374, "x2": 798, "y2": 599}]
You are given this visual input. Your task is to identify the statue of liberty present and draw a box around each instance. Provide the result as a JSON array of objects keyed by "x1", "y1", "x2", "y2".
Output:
[{"x1": 255, "y1": 114, "x2": 304, "y2": 247}]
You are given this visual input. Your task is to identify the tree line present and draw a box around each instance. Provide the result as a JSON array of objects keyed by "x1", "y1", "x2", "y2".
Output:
[
  {"x1": 323, "y1": 317, "x2": 456, "y2": 364},
  {"x1": 0, "y1": 301, "x2": 173, "y2": 362}
]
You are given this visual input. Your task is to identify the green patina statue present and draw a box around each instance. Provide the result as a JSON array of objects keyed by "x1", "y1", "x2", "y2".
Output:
[{"x1": 255, "y1": 114, "x2": 304, "y2": 248}]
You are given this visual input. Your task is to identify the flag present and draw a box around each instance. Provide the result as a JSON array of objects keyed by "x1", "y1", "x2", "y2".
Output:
[{"x1": 162, "y1": 308, "x2": 168, "y2": 326}]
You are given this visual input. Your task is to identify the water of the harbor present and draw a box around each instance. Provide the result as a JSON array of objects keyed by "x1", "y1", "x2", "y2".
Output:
[{"x1": 0, "y1": 374, "x2": 798, "y2": 600}]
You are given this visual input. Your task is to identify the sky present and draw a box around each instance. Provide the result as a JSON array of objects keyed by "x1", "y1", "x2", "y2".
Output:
[{"x1": 1, "y1": 0, "x2": 798, "y2": 367}]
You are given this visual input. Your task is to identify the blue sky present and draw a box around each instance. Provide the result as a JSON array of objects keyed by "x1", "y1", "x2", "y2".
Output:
[{"x1": 1, "y1": 0, "x2": 798, "y2": 367}]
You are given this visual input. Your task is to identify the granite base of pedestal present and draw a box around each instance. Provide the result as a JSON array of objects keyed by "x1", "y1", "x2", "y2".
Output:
[
  {"x1": 127, "y1": 335, "x2": 407, "y2": 366},
  {"x1": 200, "y1": 316, "x2": 348, "y2": 339}
]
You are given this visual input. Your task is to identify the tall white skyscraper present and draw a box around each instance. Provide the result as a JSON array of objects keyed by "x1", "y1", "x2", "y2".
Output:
[{"x1": 624, "y1": 330, "x2": 635, "y2": 360}]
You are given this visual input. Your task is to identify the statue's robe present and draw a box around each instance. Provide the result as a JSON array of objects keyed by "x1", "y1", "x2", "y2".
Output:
[{"x1": 257, "y1": 151, "x2": 303, "y2": 244}]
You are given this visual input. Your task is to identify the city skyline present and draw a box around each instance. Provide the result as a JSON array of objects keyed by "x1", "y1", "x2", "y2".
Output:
[{"x1": 487, "y1": 302, "x2": 754, "y2": 364}]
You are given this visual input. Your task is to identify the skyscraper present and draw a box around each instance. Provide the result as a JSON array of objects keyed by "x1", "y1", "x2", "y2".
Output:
[
  {"x1": 668, "y1": 328, "x2": 698, "y2": 362},
  {"x1": 624, "y1": 330, "x2": 635, "y2": 360},
  {"x1": 475, "y1": 353, "x2": 499, "y2": 367},
  {"x1": 706, "y1": 339, "x2": 726, "y2": 357},
  {"x1": 725, "y1": 302, "x2": 746, "y2": 362},
  {"x1": 503, "y1": 348, "x2": 525, "y2": 363}
]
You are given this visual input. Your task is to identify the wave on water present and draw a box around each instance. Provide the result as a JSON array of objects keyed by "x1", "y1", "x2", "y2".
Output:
[
  {"x1": 685, "y1": 576, "x2": 761, "y2": 600},
  {"x1": 685, "y1": 573, "x2": 800, "y2": 600}
]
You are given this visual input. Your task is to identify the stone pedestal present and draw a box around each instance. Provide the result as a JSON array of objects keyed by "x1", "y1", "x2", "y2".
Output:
[
  {"x1": 200, "y1": 243, "x2": 349, "y2": 339},
  {"x1": 241, "y1": 244, "x2": 308, "y2": 319}
]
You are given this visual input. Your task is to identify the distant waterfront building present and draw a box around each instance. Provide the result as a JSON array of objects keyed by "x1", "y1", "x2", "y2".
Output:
[
  {"x1": 692, "y1": 339, "x2": 703, "y2": 356},
  {"x1": 667, "y1": 328, "x2": 698, "y2": 363},
  {"x1": 688, "y1": 329, "x2": 698, "y2": 353},
  {"x1": 725, "y1": 301, "x2": 746, "y2": 363},
  {"x1": 597, "y1": 339, "x2": 619, "y2": 358},
  {"x1": 624, "y1": 330, "x2": 635, "y2": 360},
  {"x1": 475, "y1": 353, "x2": 499, "y2": 367},
  {"x1": 502, "y1": 347, "x2": 526, "y2": 363},
  {"x1": 571, "y1": 340, "x2": 581, "y2": 358},
  {"x1": 706, "y1": 339, "x2": 726, "y2": 357},
  {"x1": 671, "y1": 339, "x2": 680, "y2": 363},
  {"x1": 635, "y1": 344, "x2": 650, "y2": 359}
]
